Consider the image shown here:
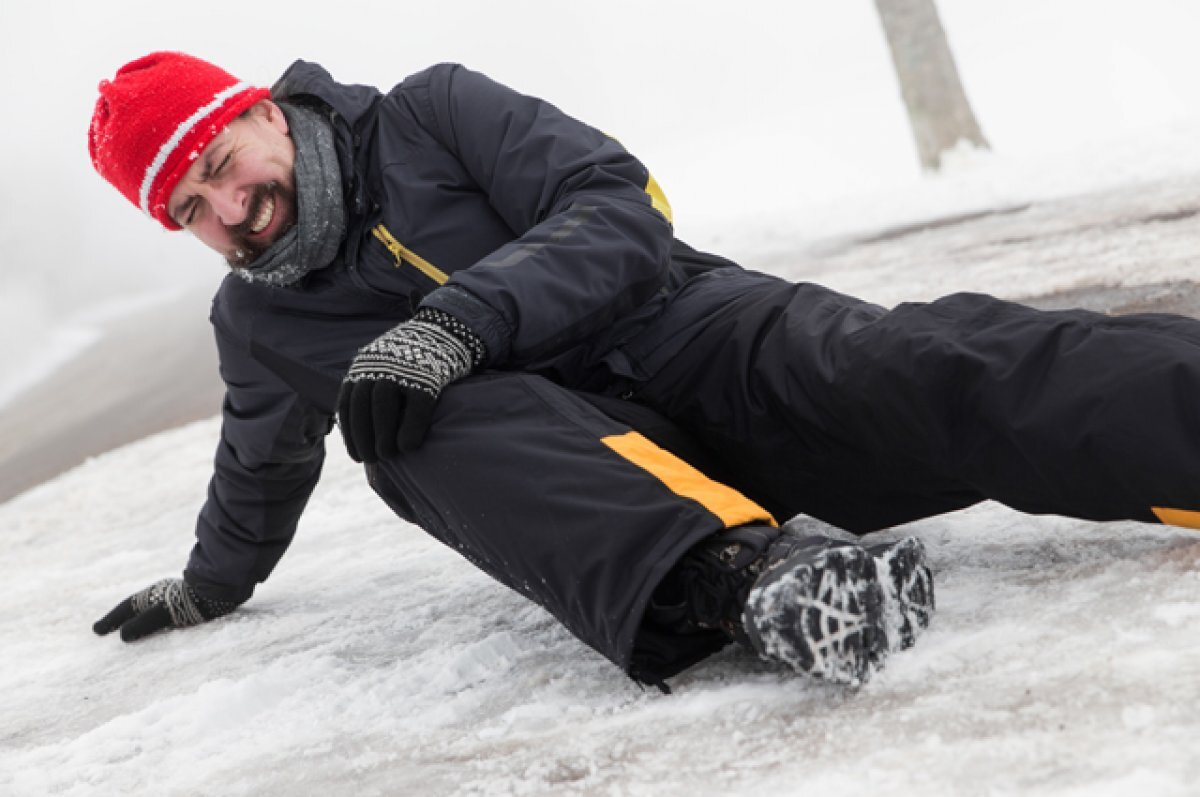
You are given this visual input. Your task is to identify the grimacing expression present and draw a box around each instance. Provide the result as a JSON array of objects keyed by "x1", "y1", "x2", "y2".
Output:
[{"x1": 167, "y1": 100, "x2": 297, "y2": 267}]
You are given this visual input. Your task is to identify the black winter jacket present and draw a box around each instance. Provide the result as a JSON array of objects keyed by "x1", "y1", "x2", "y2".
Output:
[{"x1": 184, "y1": 60, "x2": 738, "y2": 601}]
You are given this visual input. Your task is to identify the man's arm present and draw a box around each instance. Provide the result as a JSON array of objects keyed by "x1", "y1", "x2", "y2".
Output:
[
  {"x1": 187, "y1": 320, "x2": 330, "y2": 601},
  {"x1": 96, "y1": 316, "x2": 330, "y2": 639},
  {"x1": 412, "y1": 63, "x2": 676, "y2": 368},
  {"x1": 336, "y1": 64, "x2": 677, "y2": 461}
]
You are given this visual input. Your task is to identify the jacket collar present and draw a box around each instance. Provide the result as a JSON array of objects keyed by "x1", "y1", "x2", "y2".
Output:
[
  {"x1": 270, "y1": 60, "x2": 380, "y2": 220},
  {"x1": 270, "y1": 60, "x2": 381, "y2": 130}
]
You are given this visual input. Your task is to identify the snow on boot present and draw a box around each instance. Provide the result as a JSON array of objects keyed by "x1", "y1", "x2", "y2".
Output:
[
  {"x1": 742, "y1": 539, "x2": 886, "y2": 686},
  {"x1": 867, "y1": 536, "x2": 935, "y2": 652}
]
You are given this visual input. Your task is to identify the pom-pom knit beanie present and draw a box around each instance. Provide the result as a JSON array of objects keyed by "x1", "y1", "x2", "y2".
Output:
[{"x1": 89, "y1": 52, "x2": 271, "y2": 230}]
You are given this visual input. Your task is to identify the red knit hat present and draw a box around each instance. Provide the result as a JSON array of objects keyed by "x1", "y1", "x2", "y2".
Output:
[{"x1": 89, "y1": 52, "x2": 271, "y2": 230}]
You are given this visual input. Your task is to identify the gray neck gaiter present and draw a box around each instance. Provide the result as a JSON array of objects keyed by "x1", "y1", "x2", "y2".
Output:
[{"x1": 234, "y1": 102, "x2": 347, "y2": 287}]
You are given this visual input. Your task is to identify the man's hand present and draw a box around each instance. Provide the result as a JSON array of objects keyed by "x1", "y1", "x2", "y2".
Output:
[
  {"x1": 337, "y1": 308, "x2": 484, "y2": 462},
  {"x1": 93, "y1": 578, "x2": 240, "y2": 642}
]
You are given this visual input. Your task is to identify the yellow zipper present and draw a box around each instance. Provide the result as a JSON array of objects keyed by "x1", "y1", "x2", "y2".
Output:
[{"x1": 371, "y1": 224, "x2": 449, "y2": 285}]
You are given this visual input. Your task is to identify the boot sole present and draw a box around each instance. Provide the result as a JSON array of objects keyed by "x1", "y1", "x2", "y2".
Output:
[
  {"x1": 875, "y1": 536, "x2": 935, "y2": 652},
  {"x1": 742, "y1": 546, "x2": 886, "y2": 685}
]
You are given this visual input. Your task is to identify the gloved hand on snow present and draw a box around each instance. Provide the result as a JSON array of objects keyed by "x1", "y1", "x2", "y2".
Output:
[
  {"x1": 337, "y1": 308, "x2": 485, "y2": 461},
  {"x1": 93, "y1": 578, "x2": 241, "y2": 642}
]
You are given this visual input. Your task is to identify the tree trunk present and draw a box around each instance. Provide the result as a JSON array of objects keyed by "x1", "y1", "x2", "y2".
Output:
[{"x1": 874, "y1": 0, "x2": 990, "y2": 171}]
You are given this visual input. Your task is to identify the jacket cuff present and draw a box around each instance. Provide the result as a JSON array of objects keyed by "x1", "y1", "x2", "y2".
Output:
[
  {"x1": 183, "y1": 568, "x2": 255, "y2": 606},
  {"x1": 419, "y1": 285, "x2": 511, "y2": 367}
]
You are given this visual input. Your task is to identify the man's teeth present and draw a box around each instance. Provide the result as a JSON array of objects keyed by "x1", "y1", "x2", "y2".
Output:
[{"x1": 250, "y1": 195, "x2": 275, "y2": 234}]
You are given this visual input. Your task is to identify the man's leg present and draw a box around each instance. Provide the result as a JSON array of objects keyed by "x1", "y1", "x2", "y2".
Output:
[
  {"x1": 637, "y1": 278, "x2": 1200, "y2": 533},
  {"x1": 365, "y1": 372, "x2": 777, "y2": 684},
  {"x1": 367, "y1": 372, "x2": 932, "y2": 686}
]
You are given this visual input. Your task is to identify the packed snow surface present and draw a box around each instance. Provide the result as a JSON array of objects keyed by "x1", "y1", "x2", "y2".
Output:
[{"x1": 4, "y1": 413, "x2": 1200, "y2": 795}]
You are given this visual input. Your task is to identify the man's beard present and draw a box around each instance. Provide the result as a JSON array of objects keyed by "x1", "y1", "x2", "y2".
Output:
[{"x1": 226, "y1": 182, "x2": 298, "y2": 269}]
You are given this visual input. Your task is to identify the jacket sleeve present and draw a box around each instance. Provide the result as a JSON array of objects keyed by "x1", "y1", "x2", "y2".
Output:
[
  {"x1": 413, "y1": 63, "x2": 675, "y2": 367},
  {"x1": 183, "y1": 321, "x2": 330, "y2": 603}
]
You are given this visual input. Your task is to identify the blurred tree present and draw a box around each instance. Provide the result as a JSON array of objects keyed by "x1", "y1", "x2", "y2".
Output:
[{"x1": 874, "y1": 0, "x2": 990, "y2": 170}]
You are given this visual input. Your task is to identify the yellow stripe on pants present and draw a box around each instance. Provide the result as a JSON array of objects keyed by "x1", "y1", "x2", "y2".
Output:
[
  {"x1": 601, "y1": 431, "x2": 776, "y2": 529},
  {"x1": 1152, "y1": 506, "x2": 1200, "y2": 530}
]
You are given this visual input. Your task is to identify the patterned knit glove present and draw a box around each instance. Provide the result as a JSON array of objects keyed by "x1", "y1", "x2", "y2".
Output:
[
  {"x1": 93, "y1": 578, "x2": 241, "y2": 642},
  {"x1": 338, "y1": 308, "x2": 485, "y2": 462}
]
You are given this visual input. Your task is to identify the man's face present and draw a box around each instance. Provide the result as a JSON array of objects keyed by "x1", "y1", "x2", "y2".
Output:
[{"x1": 167, "y1": 100, "x2": 297, "y2": 267}]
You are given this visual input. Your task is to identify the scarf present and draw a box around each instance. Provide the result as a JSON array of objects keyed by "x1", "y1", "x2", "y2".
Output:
[{"x1": 235, "y1": 102, "x2": 346, "y2": 287}]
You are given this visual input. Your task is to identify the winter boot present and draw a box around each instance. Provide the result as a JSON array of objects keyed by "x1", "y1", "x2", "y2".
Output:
[
  {"x1": 644, "y1": 524, "x2": 779, "y2": 643},
  {"x1": 651, "y1": 526, "x2": 899, "y2": 684}
]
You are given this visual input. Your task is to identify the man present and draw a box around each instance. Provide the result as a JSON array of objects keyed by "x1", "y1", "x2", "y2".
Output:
[{"x1": 88, "y1": 52, "x2": 1200, "y2": 690}]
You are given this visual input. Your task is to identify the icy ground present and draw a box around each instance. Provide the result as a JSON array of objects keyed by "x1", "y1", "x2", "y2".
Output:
[{"x1": 5, "y1": 172, "x2": 1200, "y2": 796}]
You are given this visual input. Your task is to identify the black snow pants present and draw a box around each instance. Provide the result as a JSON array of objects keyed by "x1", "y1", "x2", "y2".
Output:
[{"x1": 368, "y1": 268, "x2": 1200, "y2": 682}]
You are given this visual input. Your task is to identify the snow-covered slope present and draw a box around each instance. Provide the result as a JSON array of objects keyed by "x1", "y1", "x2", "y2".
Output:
[{"x1": 5, "y1": 420, "x2": 1200, "y2": 796}]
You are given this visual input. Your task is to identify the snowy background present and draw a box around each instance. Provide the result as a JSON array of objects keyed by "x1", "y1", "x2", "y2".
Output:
[{"x1": 4, "y1": 1, "x2": 1200, "y2": 794}]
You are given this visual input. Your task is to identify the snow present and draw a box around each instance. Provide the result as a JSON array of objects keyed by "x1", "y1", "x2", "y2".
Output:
[
  {"x1": 6, "y1": 0, "x2": 1200, "y2": 794},
  {"x1": 4, "y1": 426, "x2": 1200, "y2": 795}
]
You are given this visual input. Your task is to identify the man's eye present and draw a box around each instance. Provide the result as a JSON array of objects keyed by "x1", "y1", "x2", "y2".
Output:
[
  {"x1": 213, "y1": 152, "x2": 232, "y2": 177},
  {"x1": 180, "y1": 199, "x2": 200, "y2": 226}
]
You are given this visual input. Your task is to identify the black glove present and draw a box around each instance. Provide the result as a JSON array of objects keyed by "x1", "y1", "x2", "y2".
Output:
[
  {"x1": 93, "y1": 578, "x2": 240, "y2": 642},
  {"x1": 338, "y1": 308, "x2": 485, "y2": 462}
]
